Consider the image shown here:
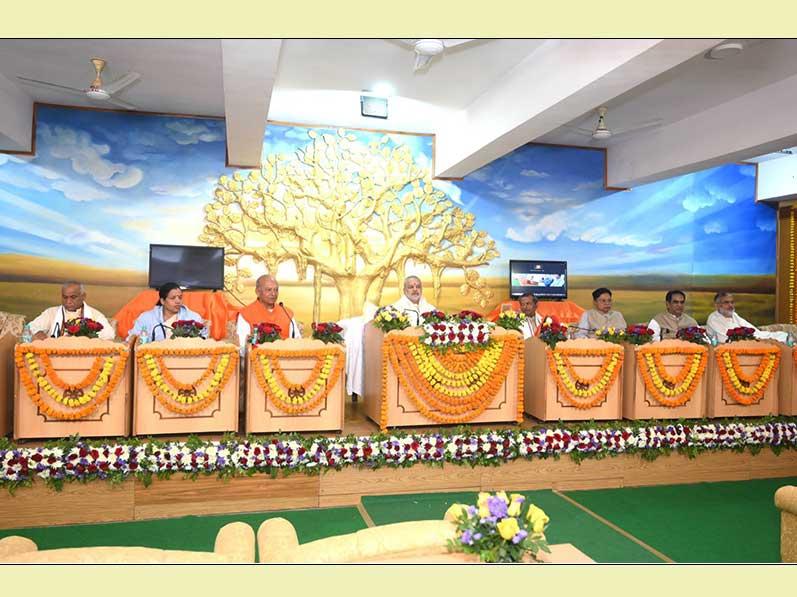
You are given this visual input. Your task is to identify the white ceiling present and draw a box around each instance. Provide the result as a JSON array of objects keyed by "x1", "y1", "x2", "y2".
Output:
[{"x1": 1, "y1": 38, "x2": 797, "y2": 188}]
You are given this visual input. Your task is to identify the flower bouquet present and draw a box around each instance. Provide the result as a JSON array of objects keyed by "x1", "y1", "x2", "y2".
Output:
[
  {"x1": 625, "y1": 324, "x2": 654, "y2": 345},
  {"x1": 421, "y1": 319, "x2": 493, "y2": 351},
  {"x1": 596, "y1": 327, "x2": 626, "y2": 345},
  {"x1": 251, "y1": 321, "x2": 282, "y2": 344},
  {"x1": 726, "y1": 326, "x2": 757, "y2": 342},
  {"x1": 457, "y1": 309, "x2": 485, "y2": 323},
  {"x1": 372, "y1": 306, "x2": 409, "y2": 333},
  {"x1": 311, "y1": 321, "x2": 344, "y2": 344},
  {"x1": 496, "y1": 309, "x2": 527, "y2": 332},
  {"x1": 676, "y1": 326, "x2": 709, "y2": 345},
  {"x1": 539, "y1": 321, "x2": 568, "y2": 349},
  {"x1": 171, "y1": 319, "x2": 206, "y2": 339},
  {"x1": 64, "y1": 317, "x2": 104, "y2": 339},
  {"x1": 447, "y1": 492, "x2": 550, "y2": 563},
  {"x1": 421, "y1": 310, "x2": 447, "y2": 325}
]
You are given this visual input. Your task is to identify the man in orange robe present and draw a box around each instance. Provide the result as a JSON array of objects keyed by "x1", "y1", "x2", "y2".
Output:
[{"x1": 236, "y1": 275, "x2": 300, "y2": 349}]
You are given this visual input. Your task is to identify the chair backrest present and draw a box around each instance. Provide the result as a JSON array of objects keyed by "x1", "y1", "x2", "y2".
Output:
[{"x1": 0, "y1": 311, "x2": 25, "y2": 338}]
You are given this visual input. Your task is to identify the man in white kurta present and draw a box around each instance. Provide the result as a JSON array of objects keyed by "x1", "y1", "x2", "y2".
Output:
[
  {"x1": 28, "y1": 282, "x2": 114, "y2": 341},
  {"x1": 339, "y1": 276, "x2": 435, "y2": 397},
  {"x1": 705, "y1": 292, "x2": 788, "y2": 344}
]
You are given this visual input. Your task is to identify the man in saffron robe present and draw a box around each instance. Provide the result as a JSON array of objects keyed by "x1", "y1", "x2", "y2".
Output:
[{"x1": 236, "y1": 275, "x2": 300, "y2": 350}]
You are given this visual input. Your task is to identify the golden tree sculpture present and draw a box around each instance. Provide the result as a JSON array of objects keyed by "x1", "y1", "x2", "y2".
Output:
[{"x1": 200, "y1": 129, "x2": 499, "y2": 320}]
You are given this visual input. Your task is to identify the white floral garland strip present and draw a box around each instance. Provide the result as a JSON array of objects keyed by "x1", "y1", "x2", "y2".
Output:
[{"x1": 3, "y1": 420, "x2": 797, "y2": 488}]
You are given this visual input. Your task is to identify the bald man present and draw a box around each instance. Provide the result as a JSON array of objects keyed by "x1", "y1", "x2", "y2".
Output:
[
  {"x1": 28, "y1": 281, "x2": 114, "y2": 340},
  {"x1": 236, "y1": 275, "x2": 301, "y2": 349},
  {"x1": 390, "y1": 275, "x2": 436, "y2": 327}
]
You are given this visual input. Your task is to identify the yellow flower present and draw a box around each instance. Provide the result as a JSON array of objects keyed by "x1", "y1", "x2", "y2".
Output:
[
  {"x1": 495, "y1": 491, "x2": 509, "y2": 504},
  {"x1": 444, "y1": 503, "x2": 469, "y2": 522},
  {"x1": 527, "y1": 504, "x2": 549, "y2": 532},
  {"x1": 497, "y1": 517, "x2": 520, "y2": 540},
  {"x1": 507, "y1": 500, "x2": 522, "y2": 518},
  {"x1": 477, "y1": 492, "x2": 491, "y2": 507}
]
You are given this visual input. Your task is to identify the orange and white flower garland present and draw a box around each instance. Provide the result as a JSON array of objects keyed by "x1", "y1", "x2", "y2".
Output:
[
  {"x1": 136, "y1": 346, "x2": 239, "y2": 415},
  {"x1": 381, "y1": 334, "x2": 523, "y2": 429},
  {"x1": 546, "y1": 346, "x2": 623, "y2": 409},
  {"x1": 636, "y1": 344, "x2": 708, "y2": 407},
  {"x1": 715, "y1": 344, "x2": 780, "y2": 406},
  {"x1": 15, "y1": 345, "x2": 129, "y2": 420},
  {"x1": 249, "y1": 346, "x2": 344, "y2": 415}
]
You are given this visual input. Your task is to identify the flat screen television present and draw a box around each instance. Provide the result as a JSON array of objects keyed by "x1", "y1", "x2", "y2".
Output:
[
  {"x1": 148, "y1": 244, "x2": 225, "y2": 290},
  {"x1": 509, "y1": 260, "x2": 567, "y2": 300}
]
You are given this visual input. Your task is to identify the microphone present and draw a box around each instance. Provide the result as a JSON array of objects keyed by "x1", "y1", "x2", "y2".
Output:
[
  {"x1": 402, "y1": 309, "x2": 420, "y2": 327},
  {"x1": 279, "y1": 302, "x2": 296, "y2": 339},
  {"x1": 153, "y1": 322, "x2": 170, "y2": 342}
]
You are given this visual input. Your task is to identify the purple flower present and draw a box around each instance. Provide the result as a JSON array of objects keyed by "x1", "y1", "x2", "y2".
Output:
[
  {"x1": 512, "y1": 530, "x2": 528, "y2": 544},
  {"x1": 460, "y1": 530, "x2": 474, "y2": 545},
  {"x1": 487, "y1": 496, "x2": 508, "y2": 518}
]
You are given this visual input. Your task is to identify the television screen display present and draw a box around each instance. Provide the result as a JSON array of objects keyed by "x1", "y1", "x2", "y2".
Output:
[
  {"x1": 509, "y1": 260, "x2": 567, "y2": 299},
  {"x1": 148, "y1": 244, "x2": 225, "y2": 290}
]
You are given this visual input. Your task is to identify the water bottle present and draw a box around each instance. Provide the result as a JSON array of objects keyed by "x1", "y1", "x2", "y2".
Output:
[
  {"x1": 787, "y1": 332, "x2": 795, "y2": 348},
  {"x1": 139, "y1": 326, "x2": 149, "y2": 345},
  {"x1": 21, "y1": 324, "x2": 32, "y2": 344}
]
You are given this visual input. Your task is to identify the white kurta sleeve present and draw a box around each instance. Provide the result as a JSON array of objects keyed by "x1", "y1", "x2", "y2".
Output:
[
  {"x1": 28, "y1": 307, "x2": 55, "y2": 336},
  {"x1": 574, "y1": 312, "x2": 590, "y2": 339},
  {"x1": 648, "y1": 318, "x2": 662, "y2": 342}
]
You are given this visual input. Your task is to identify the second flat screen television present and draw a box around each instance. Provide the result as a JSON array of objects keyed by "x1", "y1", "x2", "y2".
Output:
[
  {"x1": 509, "y1": 260, "x2": 567, "y2": 299},
  {"x1": 149, "y1": 244, "x2": 225, "y2": 290}
]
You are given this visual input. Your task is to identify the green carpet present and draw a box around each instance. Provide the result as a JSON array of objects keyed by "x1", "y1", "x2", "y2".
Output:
[
  {"x1": 0, "y1": 506, "x2": 367, "y2": 554},
  {"x1": 361, "y1": 490, "x2": 662, "y2": 562},
  {"x1": 563, "y1": 476, "x2": 797, "y2": 563}
]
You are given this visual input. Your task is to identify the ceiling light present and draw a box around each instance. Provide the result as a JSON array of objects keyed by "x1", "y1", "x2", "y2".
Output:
[
  {"x1": 707, "y1": 42, "x2": 744, "y2": 60},
  {"x1": 413, "y1": 39, "x2": 445, "y2": 57}
]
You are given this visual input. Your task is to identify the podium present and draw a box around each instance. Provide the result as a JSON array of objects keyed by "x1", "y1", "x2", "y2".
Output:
[
  {"x1": 524, "y1": 338, "x2": 623, "y2": 421},
  {"x1": 0, "y1": 332, "x2": 15, "y2": 436},
  {"x1": 707, "y1": 340, "x2": 780, "y2": 418},
  {"x1": 133, "y1": 338, "x2": 240, "y2": 435},
  {"x1": 777, "y1": 343, "x2": 797, "y2": 415},
  {"x1": 622, "y1": 340, "x2": 709, "y2": 420},
  {"x1": 363, "y1": 325, "x2": 523, "y2": 430},
  {"x1": 246, "y1": 339, "x2": 346, "y2": 433},
  {"x1": 14, "y1": 337, "x2": 131, "y2": 439}
]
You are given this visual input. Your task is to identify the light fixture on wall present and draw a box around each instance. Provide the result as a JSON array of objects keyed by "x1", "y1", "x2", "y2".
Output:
[{"x1": 360, "y1": 94, "x2": 388, "y2": 119}]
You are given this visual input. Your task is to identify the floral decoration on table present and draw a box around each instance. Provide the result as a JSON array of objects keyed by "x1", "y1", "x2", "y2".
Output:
[
  {"x1": 250, "y1": 345, "x2": 345, "y2": 414},
  {"x1": 676, "y1": 326, "x2": 710, "y2": 345},
  {"x1": 136, "y1": 345, "x2": 239, "y2": 415},
  {"x1": 539, "y1": 321, "x2": 568, "y2": 349},
  {"x1": 495, "y1": 309, "x2": 527, "y2": 332},
  {"x1": 4, "y1": 418, "x2": 796, "y2": 491},
  {"x1": 250, "y1": 322, "x2": 282, "y2": 345},
  {"x1": 171, "y1": 320, "x2": 206, "y2": 339},
  {"x1": 625, "y1": 324, "x2": 654, "y2": 345},
  {"x1": 714, "y1": 344, "x2": 780, "y2": 405},
  {"x1": 63, "y1": 318, "x2": 104, "y2": 339},
  {"x1": 14, "y1": 344, "x2": 129, "y2": 420},
  {"x1": 372, "y1": 306, "x2": 409, "y2": 333},
  {"x1": 596, "y1": 327, "x2": 626, "y2": 344},
  {"x1": 420, "y1": 318, "x2": 494, "y2": 351},
  {"x1": 636, "y1": 344, "x2": 708, "y2": 407},
  {"x1": 546, "y1": 344, "x2": 624, "y2": 409},
  {"x1": 725, "y1": 327, "x2": 757, "y2": 343},
  {"x1": 311, "y1": 322, "x2": 344, "y2": 345},
  {"x1": 421, "y1": 310, "x2": 447, "y2": 325},
  {"x1": 381, "y1": 333, "x2": 524, "y2": 430},
  {"x1": 447, "y1": 492, "x2": 550, "y2": 563}
]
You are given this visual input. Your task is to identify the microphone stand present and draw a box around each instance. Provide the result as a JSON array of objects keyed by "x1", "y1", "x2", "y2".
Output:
[{"x1": 279, "y1": 302, "x2": 296, "y2": 339}]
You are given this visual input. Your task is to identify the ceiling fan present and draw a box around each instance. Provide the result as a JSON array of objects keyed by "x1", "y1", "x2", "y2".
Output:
[
  {"x1": 16, "y1": 58, "x2": 141, "y2": 110},
  {"x1": 395, "y1": 39, "x2": 477, "y2": 72},
  {"x1": 566, "y1": 106, "x2": 663, "y2": 141}
]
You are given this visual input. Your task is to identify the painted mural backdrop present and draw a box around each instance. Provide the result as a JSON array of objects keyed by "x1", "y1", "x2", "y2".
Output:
[{"x1": 0, "y1": 105, "x2": 777, "y2": 327}]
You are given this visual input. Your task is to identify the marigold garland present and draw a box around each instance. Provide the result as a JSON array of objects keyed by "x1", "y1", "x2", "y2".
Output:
[
  {"x1": 136, "y1": 346, "x2": 239, "y2": 415},
  {"x1": 249, "y1": 346, "x2": 345, "y2": 415},
  {"x1": 546, "y1": 346, "x2": 623, "y2": 409},
  {"x1": 715, "y1": 345, "x2": 780, "y2": 406},
  {"x1": 380, "y1": 334, "x2": 523, "y2": 429},
  {"x1": 636, "y1": 345, "x2": 708, "y2": 407},
  {"x1": 14, "y1": 345, "x2": 129, "y2": 421}
]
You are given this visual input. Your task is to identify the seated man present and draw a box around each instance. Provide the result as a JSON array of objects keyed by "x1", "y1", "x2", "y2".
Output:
[
  {"x1": 517, "y1": 292, "x2": 558, "y2": 339},
  {"x1": 236, "y1": 275, "x2": 300, "y2": 350},
  {"x1": 28, "y1": 281, "x2": 114, "y2": 340},
  {"x1": 648, "y1": 290, "x2": 698, "y2": 341},
  {"x1": 575, "y1": 287, "x2": 627, "y2": 339},
  {"x1": 705, "y1": 291, "x2": 788, "y2": 344},
  {"x1": 390, "y1": 275, "x2": 436, "y2": 327}
]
